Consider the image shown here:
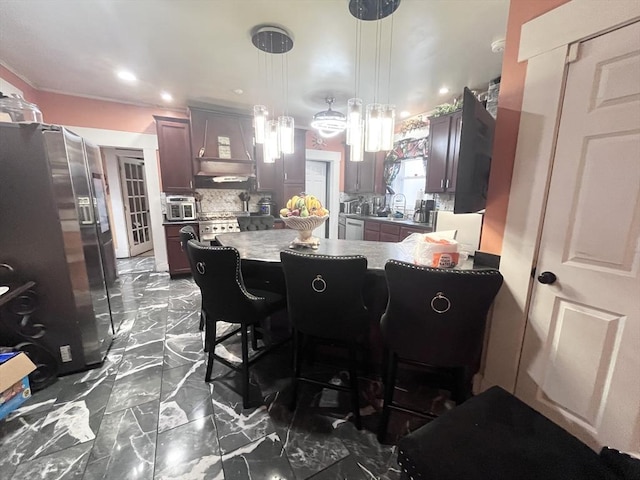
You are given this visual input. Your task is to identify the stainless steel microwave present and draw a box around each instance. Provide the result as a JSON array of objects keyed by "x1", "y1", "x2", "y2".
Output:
[{"x1": 166, "y1": 195, "x2": 196, "y2": 221}]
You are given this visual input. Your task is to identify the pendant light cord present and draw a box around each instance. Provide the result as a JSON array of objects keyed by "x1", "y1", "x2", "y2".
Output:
[{"x1": 387, "y1": 13, "x2": 394, "y2": 104}]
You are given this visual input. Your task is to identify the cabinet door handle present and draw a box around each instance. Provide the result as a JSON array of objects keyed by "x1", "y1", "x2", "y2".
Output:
[
  {"x1": 190, "y1": 180, "x2": 193, "y2": 189},
  {"x1": 440, "y1": 179, "x2": 444, "y2": 189},
  {"x1": 446, "y1": 179, "x2": 450, "y2": 188},
  {"x1": 284, "y1": 172, "x2": 288, "y2": 181}
]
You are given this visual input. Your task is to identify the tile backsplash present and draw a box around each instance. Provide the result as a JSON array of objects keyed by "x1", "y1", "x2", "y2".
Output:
[{"x1": 196, "y1": 189, "x2": 260, "y2": 213}]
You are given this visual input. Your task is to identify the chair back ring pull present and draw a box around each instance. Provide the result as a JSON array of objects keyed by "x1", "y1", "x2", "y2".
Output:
[
  {"x1": 196, "y1": 261, "x2": 206, "y2": 275},
  {"x1": 311, "y1": 275, "x2": 327, "y2": 293},
  {"x1": 431, "y1": 292, "x2": 451, "y2": 314}
]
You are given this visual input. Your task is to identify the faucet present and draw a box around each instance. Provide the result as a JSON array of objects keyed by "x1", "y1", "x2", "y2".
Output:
[{"x1": 391, "y1": 193, "x2": 406, "y2": 218}]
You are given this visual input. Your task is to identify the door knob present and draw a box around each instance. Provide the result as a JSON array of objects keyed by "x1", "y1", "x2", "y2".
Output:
[{"x1": 537, "y1": 271, "x2": 557, "y2": 284}]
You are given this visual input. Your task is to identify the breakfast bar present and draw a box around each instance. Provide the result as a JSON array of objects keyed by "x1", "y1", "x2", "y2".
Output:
[{"x1": 215, "y1": 229, "x2": 415, "y2": 270}]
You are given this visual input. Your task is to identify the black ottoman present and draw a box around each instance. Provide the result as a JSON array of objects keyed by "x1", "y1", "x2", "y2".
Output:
[{"x1": 397, "y1": 386, "x2": 622, "y2": 480}]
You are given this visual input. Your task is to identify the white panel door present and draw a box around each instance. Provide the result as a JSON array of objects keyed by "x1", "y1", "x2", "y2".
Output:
[
  {"x1": 305, "y1": 160, "x2": 328, "y2": 238},
  {"x1": 516, "y1": 21, "x2": 640, "y2": 454}
]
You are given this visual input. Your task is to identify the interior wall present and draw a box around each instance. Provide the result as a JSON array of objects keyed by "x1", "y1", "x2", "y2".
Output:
[{"x1": 479, "y1": 0, "x2": 571, "y2": 254}]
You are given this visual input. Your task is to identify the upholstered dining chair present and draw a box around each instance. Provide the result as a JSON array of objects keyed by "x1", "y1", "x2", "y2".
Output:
[
  {"x1": 236, "y1": 215, "x2": 284, "y2": 298},
  {"x1": 280, "y1": 250, "x2": 369, "y2": 429},
  {"x1": 237, "y1": 215, "x2": 275, "y2": 231},
  {"x1": 377, "y1": 260, "x2": 504, "y2": 442},
  {"x1": 179, "y1": 225, "x2": 206, "y2": 331},
  {"x1": 187, "y1": 241, "x2": 286, "y2": 408}
]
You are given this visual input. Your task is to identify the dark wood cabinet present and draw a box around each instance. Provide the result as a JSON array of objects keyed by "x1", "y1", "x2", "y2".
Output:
[
  {"x1": 254, "y1": 144, "x2": 278, "y2": 192},
  {"x1": 154, "y1": 116, "x2": 193, "y2": 193},
  {"x1": 282, "y1": 129, "x2": 306, "y2": 184},
  {"x1": 164, "y1": 223, "x2": 192, "y2": 277},
  {"x1": 364, "y1": 220, "x2": 380, "y2": 241},
  {"x1": 338, "y1": 215, "x2": 346, "y2": 239},
  {"x1": 426, "y1": 110, "x2": 462, "y2": 193},
  {"x1": 399, "y1": 226, "x2": 427, "y2": 241},
  {"x1": 344, "y1": 148, "x2": 383, "y2": 194},
  {"x1": 257, "y1": 128, "x2": 306, "y2": 211}
]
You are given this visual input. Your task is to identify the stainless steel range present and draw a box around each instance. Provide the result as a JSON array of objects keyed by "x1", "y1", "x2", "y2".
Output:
[{"x1": 198, "y1": 212, "x2": 243, "y2": 242}]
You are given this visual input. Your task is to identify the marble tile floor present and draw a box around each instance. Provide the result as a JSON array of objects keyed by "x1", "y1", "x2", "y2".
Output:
[{"x1": 0, "y1": 257, "x2": 433, "y2": 480}]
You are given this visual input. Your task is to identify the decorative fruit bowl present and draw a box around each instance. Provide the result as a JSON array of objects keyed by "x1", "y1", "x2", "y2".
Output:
[
  {"x1": 280, "y1": 215, "x2": 329, "y2": 248},
  {"x1": 280, "y1": 194, "x2": 329, "y2": 248}
]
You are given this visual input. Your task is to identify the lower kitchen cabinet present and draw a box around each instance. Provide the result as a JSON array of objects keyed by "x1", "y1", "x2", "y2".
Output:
[
  {"x1": 379, "y1": 223, "x2": 401, "y2": 243},
  {"x1": 338, "y1": 215, "x2": 346, "y2": 239},
  {"x1": 164, "y1": 223, "x2": 193, "y2": 277},
  {"x1": 399, "y1": 226, "x2": 428, "y2": 240},
  {"x1": 364, "y1": 220, "x2": 380, "y2": 241}
]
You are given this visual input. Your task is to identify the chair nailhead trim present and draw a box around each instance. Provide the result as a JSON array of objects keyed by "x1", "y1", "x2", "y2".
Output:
[{"x1": 387, "y1": 259, "x2": 500, "y2": 275}]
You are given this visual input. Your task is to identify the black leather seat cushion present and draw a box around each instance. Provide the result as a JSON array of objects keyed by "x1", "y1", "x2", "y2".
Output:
[
  {"x1": 238, "y1": 215, "x2": 274, "y2": 231},
  {"x1": 397, "y1": 386, "x2": 621, "y2": 480}
]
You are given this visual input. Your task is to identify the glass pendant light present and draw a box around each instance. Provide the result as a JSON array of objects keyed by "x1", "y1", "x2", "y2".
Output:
[
  {"x1": 380, "y1": 104, "x2": 396, "y2": 151},
  {"x1": 350, "y1": 123, "x2": 364, "y2": 162},
  {"x1": 253, "y1": 105, "x2": 268, "y2": 144},
  {"x1": 267, "y1": 119, "x2": 281, "y2": 159},
  {"x1": 346, "y1": 98, "x2": 362, "y2": 146},
  {"x1": 365, "y1": 103, "x2": 382, "y2": 152},
  {"x1": 278, "y1": 115, "x2": 294, "y2": 154}
]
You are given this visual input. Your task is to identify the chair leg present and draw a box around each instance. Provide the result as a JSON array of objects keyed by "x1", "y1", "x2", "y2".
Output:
[
  {"x1": 199, "y1": 308, "x2": 205, "y2": 331},
  {"x1": 378, "y1": 351, "x2": 397, "y2": 443},
  {"x1": 452, "y1": 367, "x2": 473, "y2": 404},
  {"x1": 241, "y1": 324, "x2": 251, "y2": 409},
  {"x1": 251, "y1": 324, "x2": 258, "y2": 351},
  {"x1": 290, "y1": 330, "x2": 302, "y2": 412},
  {"x1": 205, "y1": 320, "x2": 216, "y2": 381},
  {"x1": 348, "y1": 344, "x2": 361, "y2": 430}
]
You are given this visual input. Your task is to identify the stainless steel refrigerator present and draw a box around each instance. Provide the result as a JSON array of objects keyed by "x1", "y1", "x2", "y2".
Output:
[{"x1": 0, "y1": 122, "x2": 116, "y2": 375}]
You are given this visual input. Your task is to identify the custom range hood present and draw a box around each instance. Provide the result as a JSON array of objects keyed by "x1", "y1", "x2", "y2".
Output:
[{"x1": 194, "y1": 157, "x2": 256, "y2": 189}]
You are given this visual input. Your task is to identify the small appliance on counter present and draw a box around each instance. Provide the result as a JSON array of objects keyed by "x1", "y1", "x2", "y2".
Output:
[
  {"x1": 166, "y1": 195, "x2": 197, "y2": 221},
  {"x1": 340, "y1": 199, "x2": 360, "y2": 214},
  {"x1": 413, "y1": 200, "x2": 435, "y2": 223},
  {"x1": 257, "y1": 196, "x2": 277, "y2": 216}
]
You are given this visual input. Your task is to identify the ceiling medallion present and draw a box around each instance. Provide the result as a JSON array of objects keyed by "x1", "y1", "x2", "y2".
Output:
[
  {"x1": 251, "y1": 26, "x2": 294, "y2": 54},
  {"x1": 348, "y1": 0, "x2": 401, "y2": 21}
]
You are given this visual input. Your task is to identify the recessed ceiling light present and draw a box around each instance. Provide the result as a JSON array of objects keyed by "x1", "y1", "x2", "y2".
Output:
[
  {"x1": 400, "y1": 111, "x2": 411, "y2": 119},
  {"x1": 232, "y1": 88, "x2": 244, "y2": 95},
  {"x1": 439, "y1": 87, "x2": 449, "y2": 95},
  {"x1": 161, "y1": 92, "x2": 173, "y2": 102},
  {"x1": 117, "y1": 70, "x2": 137, "y2": 82}
]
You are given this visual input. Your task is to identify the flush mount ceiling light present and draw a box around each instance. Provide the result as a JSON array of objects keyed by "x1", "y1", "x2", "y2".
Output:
[
  {"x1": 160, "y1": 91, "x2": 172, "y2": 102},
  {"x1": 116, "y1": 70, "x2": 137, "y2": 82},
  {"x1": 251, "y1": 25, "x2": 295, "y2": 162},
  {"x1": 311, "y1": 97, "x2": 347, "y2": 138}
]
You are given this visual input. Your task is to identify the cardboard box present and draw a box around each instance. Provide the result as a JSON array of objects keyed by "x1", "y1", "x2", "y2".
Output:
[{"x1": 0, "y1": 352, "x2": 37, "y2": 420}]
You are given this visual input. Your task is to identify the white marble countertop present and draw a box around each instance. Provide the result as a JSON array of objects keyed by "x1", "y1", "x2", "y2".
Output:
[{"x1": 216, "y1": 229, "x2": 412, "y2": 270}]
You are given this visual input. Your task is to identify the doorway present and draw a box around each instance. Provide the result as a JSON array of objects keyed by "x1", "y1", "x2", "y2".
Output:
[
  {"x1": 305, "y1": 160, "x2": 329, "y2": 238},
  {"x1": 118, "y1": 154, "x2": 153, "y2": 256},
  {"x1": 306, "y1": 149, "x2": 341, "y2": 238}
]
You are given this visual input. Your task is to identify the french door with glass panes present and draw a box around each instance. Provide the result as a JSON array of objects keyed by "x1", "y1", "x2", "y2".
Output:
[{"x1": 118, "y1": 155, "x2": 152, "y2": 256}]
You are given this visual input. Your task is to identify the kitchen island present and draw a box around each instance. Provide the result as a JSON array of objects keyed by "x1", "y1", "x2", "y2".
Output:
[{"x1": 215, "y1": 229, "x2": 414, "y2": 270}]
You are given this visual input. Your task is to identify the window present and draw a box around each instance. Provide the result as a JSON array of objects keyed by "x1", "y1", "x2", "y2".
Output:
[{"x1": 390, "y1": 157, "x2": 426, "y2": 211}]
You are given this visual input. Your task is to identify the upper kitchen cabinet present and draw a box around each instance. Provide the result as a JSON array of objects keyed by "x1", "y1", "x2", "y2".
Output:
[
  {"x1": 154, "y1": 116, "x2": 193, "y2": 192},
  {"x1": 256, "y1": 128, "x2": 306, "y2": 210},
  {"x1": 426, "y1": 110, "x2": 462, "y2": 193},
  {"x1": 344, "y1": 148, "x2": 383, "y2": 194},
  {"x1": 281, "y1": 128, "x2": 306, "y2": 184}
]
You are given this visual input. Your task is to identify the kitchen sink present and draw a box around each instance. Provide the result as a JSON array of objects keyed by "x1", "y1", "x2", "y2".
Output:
[{"x1": 0, "y1": 286, "x2": 9, "y2": 296}]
